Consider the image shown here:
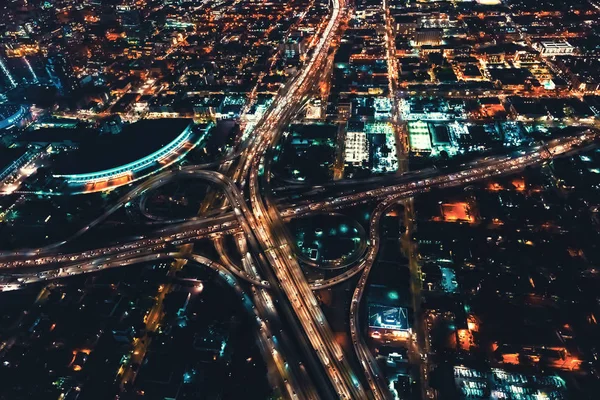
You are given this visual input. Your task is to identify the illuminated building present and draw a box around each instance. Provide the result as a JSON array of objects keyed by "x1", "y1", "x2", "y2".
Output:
[
  {"x1": 116, "y1": 5, "x2": 141, "y2": 29},
  {"x1": 534, "y1": 41, "x2": 575, "y2": 57},
  {"x1": 217, "y1": 96, "x2": 246, "y2": 119},
  {"x1": 374, "y1": 97, "x2": 392, "y2": 120},
  {"x1": 408, "y1": 120, "x2": 432, "y2": 153},
  {"x1": 54, "y1": 126, "x2": 193, "y2": 185},
  {"x1": 364, "y1": 122, "x2": 398, "y2": 173},
  {"x1": 414, "y1": 28, "x2": 443, "y2": 46},
  {"x1": 51, "y1": 120, "x2": 211, "y2": 192},
  {"x1": 515, "y1": 49, "x2": 539, "y2": 64},
  {"x1": 283, "y1": 33, "x2": 307, "y2": 60},
  {"x1": 345, "y1": 130, "x2": 369, "y2": 166},
  {"x1": 430, "y1": 124, "x2": 458, "y2": 157},
  {"x1": 46, "y1": 54, "x2": 80, "y2": 95},
  {"x1": 0, "y1": 105, "x2": 29, "y2": 130},
  {"x1": 305, "y1": 99, "x2": 323, "y2": 119},
  {"x1": 394, "y1": 16, "x2": 417, "y2": 36}
]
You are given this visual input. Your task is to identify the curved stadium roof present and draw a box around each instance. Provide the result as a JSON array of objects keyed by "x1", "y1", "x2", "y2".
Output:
[{"x1": 52, "y1": 118, "x2": 193, "y2": 184}]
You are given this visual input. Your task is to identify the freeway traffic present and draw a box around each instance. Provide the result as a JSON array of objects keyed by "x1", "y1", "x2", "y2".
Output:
[
  {"x1": 1, "y1": 131, "x2": 591, "y2": 270},
  {"x1": 1, "y1": 0, "x2": 599, "y2": 395},
  {"x1": 1, "y1": 131, "x2": 595, "y2": 279}
]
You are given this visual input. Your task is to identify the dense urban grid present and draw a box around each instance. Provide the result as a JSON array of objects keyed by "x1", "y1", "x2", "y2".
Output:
[{"x1": 1, "y1": 0, "x2": 600, "y2": 399}]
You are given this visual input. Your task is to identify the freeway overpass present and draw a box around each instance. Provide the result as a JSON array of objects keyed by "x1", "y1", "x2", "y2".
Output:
[{"x1": 1, "y1": 131, "x2": 594, "y2": 276}]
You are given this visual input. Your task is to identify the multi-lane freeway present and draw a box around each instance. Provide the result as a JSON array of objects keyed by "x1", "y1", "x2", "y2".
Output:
[
  {"x1": 1, "y1": 0, "x2": 600, "y2": 396},
  {"x1": 0, "y1": 133, "x2": 595, "y2": 287},
  {"x1": 3, "y1": 134, "x2": 591, "y2": 271},
  {"x1": 0, "y1": 129, "x2": 596, "y2": 400}
]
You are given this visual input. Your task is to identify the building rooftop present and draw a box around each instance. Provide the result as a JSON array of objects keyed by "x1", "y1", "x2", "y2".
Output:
[{"x1": 52, "y1": 118, "x2": 192, "y2": 176}]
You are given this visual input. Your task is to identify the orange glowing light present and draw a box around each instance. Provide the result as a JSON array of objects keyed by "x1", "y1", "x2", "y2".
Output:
[
  {"x1": 467, "y1": 315, "x2": 479, "y2": 332},
  {"x1": 441, "y1": 202, "x2": 474, "y2": 223},
  {"x1": 488, "y1": 182, "x2": 503, "y2": 191},
  {"x1": 511, "y1": 178, "x2": 526, "y2": 191},
  {"x1": 110, "y1": 174, "x2": 132, "y2": 186},
  {"x1": 392, "y1": 330, "x2": 409, "y2": 339},
  {"x1": 501, "y1": 353, "x2": 520, "y2": 365}
]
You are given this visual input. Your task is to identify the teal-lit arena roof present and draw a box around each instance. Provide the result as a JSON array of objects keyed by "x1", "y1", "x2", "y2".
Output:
[{"x1": 52, "y1": 119, "x2": 199, "y2": 186}]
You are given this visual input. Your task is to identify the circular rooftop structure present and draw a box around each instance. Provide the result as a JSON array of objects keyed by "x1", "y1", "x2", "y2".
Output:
[
  {"x1": 50, "y1": 118, "x2": 210, "y2": 192},
  {"x1": 0, "y1": 105, "x2": 28, "y2": 130}
]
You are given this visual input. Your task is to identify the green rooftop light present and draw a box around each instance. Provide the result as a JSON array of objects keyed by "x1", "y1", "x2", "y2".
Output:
[{"x1": 387, "y1": 291, "x2": 399, "y2": 301}]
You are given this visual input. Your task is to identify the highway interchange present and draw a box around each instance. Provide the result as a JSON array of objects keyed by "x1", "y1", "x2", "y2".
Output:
[{"x1": 1, "y1": 0, "x2": 600, "y2": 397}]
